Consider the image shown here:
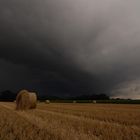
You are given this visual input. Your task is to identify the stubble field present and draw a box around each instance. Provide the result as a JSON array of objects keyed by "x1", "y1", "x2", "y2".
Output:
[{"x1": 0, "y1": 102, "x2": 140, "y2": 140}]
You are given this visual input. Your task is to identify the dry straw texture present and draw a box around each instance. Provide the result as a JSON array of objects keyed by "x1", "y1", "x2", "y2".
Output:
[
  {"x1": 16, "y1": 90, "x2": 37, "y2": 110},
  {"x1": 0, "y1": 102, "x2": 140, "y2": 140}
]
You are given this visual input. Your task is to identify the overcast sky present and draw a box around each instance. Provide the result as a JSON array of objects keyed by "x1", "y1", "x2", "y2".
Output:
[{"x1": 0, "y1": 0, "x2": 140, "y2": 98}]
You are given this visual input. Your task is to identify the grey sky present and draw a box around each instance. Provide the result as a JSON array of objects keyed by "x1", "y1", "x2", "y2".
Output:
[{"x1": 0, "y1": 0, "x2": 140, "y2": 98}]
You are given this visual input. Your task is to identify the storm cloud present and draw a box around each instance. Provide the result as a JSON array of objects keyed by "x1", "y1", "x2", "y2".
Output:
[{"x1": 0, "y1": 0, "x2": 140, "y2": 98}]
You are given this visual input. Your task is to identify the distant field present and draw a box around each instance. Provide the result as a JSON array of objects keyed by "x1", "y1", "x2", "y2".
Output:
[
  {"x1": 0, "y1": 102, "x2": 140, "y2": 140},
  {"x1": 47, "y1": 99, "x2": 140, "y2": 104}
]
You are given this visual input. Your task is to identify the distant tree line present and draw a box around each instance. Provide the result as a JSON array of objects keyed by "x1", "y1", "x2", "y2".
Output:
[
  {"x1": 70, "y1": 93, "x2": 110, "y2": 100},
  {"x1": 0, "y1": 90, "x2": 17, "y2": 101},
  {"x1": 0, "y1": 90, "x2": 110, "y2": 101}
]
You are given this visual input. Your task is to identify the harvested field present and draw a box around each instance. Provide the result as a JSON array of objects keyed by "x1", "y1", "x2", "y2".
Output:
[{"x1": 0, "y1": 102, "x2": 140, "y2": 140}]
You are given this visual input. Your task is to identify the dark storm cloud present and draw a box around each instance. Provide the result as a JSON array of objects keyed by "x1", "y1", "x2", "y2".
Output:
[{"x1": 0, "y1": 0, "x2": 140, "y2": 98}]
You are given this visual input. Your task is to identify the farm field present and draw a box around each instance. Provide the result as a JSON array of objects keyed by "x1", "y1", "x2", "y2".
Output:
[{"x1": 0, "y1": 102, "x2": 140, "y2": 140}]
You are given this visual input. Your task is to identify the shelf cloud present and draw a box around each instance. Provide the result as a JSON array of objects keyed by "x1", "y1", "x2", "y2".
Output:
[{"x1": 0, "y1": 0, "x2": 140, "y2": 98}]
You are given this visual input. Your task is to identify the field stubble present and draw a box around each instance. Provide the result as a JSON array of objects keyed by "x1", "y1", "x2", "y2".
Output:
[{"x1": 0, "y1": 102, "x2": 140, "y2": 140}]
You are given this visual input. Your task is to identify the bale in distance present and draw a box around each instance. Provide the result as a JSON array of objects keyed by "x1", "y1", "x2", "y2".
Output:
[
  {"x1": 73, "y1": 100, "x2": 77, "y2": 103},
  {"x1": 16, "y1": 89, "x2": 37, "y2": 110},
  {"x1": 45, "y1": 100, "x2": 50, "y2": 104},
  {"x1": 92, "y1": 100, "x2": 96, "y2": 104}
]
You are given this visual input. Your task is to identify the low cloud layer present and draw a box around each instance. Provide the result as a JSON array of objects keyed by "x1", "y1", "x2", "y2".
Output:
[{"x1": 0, "y1": 0, "x2": 140, "y2": 98}]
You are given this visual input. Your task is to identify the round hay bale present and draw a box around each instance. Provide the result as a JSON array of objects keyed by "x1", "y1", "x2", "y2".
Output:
[
  {"x1": 29, "y1": 92, "x2": 37, "y2": 109},
  {"x1": 73, "y1": 100, "x2": 76, "y2": 103},
  {"x1": 13, "y1": 100, "x2": 16, "y2": 103},
  {"x1": 16, "y1": 90, "x2": 37, "y2": 110},
  {"x1": 45, "y1": 100, "x2": 50, "y2": 104},
  {"x1": 92, "y1": 100, "x2": 96, "y2": 104}
]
